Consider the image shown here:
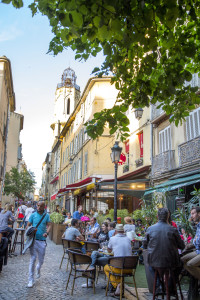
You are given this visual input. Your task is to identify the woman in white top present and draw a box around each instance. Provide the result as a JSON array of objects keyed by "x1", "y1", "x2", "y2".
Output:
[{"x1": 24, "y1": 202, "x2": 34, "y2": 228}]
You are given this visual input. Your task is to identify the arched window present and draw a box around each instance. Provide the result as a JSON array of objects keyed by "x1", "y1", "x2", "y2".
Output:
[{"x1": 67, "y1": 98, "x2": 70, "y2": 114}]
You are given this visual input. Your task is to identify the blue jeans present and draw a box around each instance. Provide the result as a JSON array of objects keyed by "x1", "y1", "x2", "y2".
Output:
[{"x1": 91, "y1": 251, "x2": 109, "y2": 267}]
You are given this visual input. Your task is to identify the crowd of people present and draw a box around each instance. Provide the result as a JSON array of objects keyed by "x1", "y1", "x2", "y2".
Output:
[{"x1": 1, "y1": 201, "x2": 200, "y2": 296}]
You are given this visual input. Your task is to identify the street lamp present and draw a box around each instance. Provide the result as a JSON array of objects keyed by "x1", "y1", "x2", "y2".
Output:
[
  {"x1": 110, "y1": 141, "x2": 122, "y2": 222},
  {"x1": 134, "y1": 108, "x2": 144, "y2": 120}
]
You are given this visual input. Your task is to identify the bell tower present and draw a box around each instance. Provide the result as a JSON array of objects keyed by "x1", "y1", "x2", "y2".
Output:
[{"x1": 50, "y1": 67, "x2": 80, "y2": 138}]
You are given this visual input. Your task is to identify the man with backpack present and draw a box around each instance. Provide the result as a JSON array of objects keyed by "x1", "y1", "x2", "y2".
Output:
[{"x1": 27, "y1": 201, "x2": 51, "y2": 288}]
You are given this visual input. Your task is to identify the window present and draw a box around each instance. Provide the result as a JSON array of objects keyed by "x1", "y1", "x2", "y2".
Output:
[
  {"x1": 186, "y1": 107, "x2": 200, "y2": 141},
  {"x1": 159, "y1": 126, "x2": 171, "y2": 153},
  {"x1": 84, "y1": 152, "x2": 88, "y2": 175},
  {"x1": 67, "y1": 98, "x2": 70, "y2": 114},
  {"x1": 138, "y1": 132, "x2": 143, "y2": 158},
  {"x1": 78, "y1": 158, "x2": 82, "y2": 179}
]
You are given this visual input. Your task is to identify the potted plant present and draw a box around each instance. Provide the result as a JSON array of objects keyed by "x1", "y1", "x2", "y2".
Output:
[{"x1": 50, "y1": 212, "x2": 66, "y2": 245}]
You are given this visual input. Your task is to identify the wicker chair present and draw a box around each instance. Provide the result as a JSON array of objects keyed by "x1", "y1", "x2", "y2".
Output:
[
  {"x1": 59, "y1": 239, "x2": 83, "y2": 270},
  {"x1": 66, "y1": 249, "x2": 96, "y2": 295},
  {"x1": 105, "y1": 256, "x2": 139, "y2": 300},
  {"x1": 84, "y1": 241, "x2": 99, "y2": 253}
]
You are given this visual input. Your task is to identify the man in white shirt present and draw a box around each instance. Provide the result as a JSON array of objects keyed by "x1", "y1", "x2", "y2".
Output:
[
  {"x1": 104, "y1": 224, "x2": 132, "y2": 296},
  {"x1": 24, "y1": 202, "x2": 34, "y2": 228}
]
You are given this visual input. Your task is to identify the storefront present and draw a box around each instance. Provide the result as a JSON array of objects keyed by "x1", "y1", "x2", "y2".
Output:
[{"x1": 144, "y1": 172, "x2": 200, "y2": 212}]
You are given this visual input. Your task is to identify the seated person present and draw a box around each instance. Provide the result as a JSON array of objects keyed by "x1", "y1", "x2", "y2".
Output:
[
  {"x1": 143, "y1": 208, "x2": 184, "y2": 295},
  {"x1": 108, "y1": 222, "x2": 116, "y2": 238},
  {"x1": 104, "y1": 224, "x2": 132, "y2": 296},
  {"x1": 105, "y1": 217, "x2": 111, "y2": 223},
  {"x1": 62, "y1": 219, "x2": 84, "y2": 241},
  {"x1": 87, "y1": 217, "x2": 100, "y2": 239},
  {"x1": 0, "y1": 204, "x2": 15, "y2": 241},
  {"x1": 124, "y1": 216, "x2": 136, "y2": 232},
  {"x1": 181, "y1": 207, "x2": 200, "y2": 280},
  {"x1": 96, "y1": 222, "x2": 109, "y2": 243},
  {"x1": 64, "y1": 212, "x2": 72, "y2": 222}
]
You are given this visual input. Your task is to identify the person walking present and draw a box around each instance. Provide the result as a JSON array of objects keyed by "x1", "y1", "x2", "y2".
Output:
[
  {"x1": 27, "y1": 201, "x2": 51, "y2": 288},
  {"x1": 24, "y1": 202, "x2": 34, "y2": 228}
]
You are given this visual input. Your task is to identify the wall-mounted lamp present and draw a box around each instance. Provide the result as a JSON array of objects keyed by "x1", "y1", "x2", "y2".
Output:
[{"x1": 134, "y1": 108, "x2": 144, "y2": 120}]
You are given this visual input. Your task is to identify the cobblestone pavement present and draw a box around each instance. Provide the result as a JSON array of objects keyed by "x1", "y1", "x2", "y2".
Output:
[{"x1": 0, "y1": 238, "x2": 187, "y2": 300}]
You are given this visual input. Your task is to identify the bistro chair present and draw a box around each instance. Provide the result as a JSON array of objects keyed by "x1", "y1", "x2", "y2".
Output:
[
  {"x1": 105, "y1": 256, "x2": 139, "y2": 300},
  {"x1": 59, "y1": 239, "x2": 83, "y2": 270},
  {"x1": 66, "y1": 249, "x2": 96, "y2": 295},
  {"x1": 11, "y1": 228, "x2": 25, "y2": 255},
  {"x1": 84, "y1": 241, "x2": 99, "y2": 253}
]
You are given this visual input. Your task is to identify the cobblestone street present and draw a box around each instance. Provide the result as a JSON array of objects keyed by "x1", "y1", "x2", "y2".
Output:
[{"x1": 0, "y1": 238, "x2": 187, "y2": 300}]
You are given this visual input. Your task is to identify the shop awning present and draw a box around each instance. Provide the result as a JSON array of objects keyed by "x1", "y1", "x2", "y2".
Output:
[
  {"x1": 50, "y1": 176, "x2": 59, "y2": 184},
  {"x1": 144, "y1": 173, "x2": 200, "y2": 195},
  {"x1": 50, "y1": 193, "x2": 57, "y2": 201}
]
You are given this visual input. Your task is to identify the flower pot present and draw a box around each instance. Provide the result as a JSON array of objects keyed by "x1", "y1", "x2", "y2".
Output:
[{"x1": 52, "y1": 223, "x2": 66, "y2": 245}]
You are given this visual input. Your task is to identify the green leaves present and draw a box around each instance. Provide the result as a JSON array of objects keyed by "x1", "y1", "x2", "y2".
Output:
[
  {"x1": 4, "y1": 0, "x2": 200, "y2": 141},
  {"x1": 4, "y1": 167, "x2": 36, "y2": 199}
]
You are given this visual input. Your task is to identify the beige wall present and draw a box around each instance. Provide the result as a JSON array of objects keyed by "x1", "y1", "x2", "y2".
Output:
[{"x1": 0, "y1": 57, "x2": 15, "y2": 202}]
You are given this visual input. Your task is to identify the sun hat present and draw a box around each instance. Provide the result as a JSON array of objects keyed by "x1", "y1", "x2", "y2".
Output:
[
  {"x1": 116, "y1": 224, "x2": 124, "y2": 232},
  {"x1": 124, "y1": 216, "x2": 132, "y2": 224}
]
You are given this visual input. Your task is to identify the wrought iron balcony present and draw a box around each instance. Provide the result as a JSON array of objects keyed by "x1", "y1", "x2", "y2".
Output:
[
  {"x1": 178, "y1": 136, "x2": 200, "y2": 167},
  {"x1": 152, "y1": 150, "x2": 175, "y2": 177}
]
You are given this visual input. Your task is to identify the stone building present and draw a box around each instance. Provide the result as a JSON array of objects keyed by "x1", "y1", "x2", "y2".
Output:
[{"x1": 0, "y1": 56, "x2": 15, "y2": 202}]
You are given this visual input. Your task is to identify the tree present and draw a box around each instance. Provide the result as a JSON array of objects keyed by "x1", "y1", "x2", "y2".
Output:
[
  {"x1": 4, "y1": 167, "x2": 36, "y2": 200},
  {"x1": 3, "y1": 0, "x2": 200, "y2": 140}
]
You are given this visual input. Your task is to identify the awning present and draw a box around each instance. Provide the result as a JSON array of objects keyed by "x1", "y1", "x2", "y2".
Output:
[
  {"x1": 50, "y1": 176, "x2": 59, "y2": 184},
  {"x1": 50, "y1": 193, "x2": 57, "y2": 201},
  {"x1": 144, "y1": 173, "x2": 200, "y2": 195}
]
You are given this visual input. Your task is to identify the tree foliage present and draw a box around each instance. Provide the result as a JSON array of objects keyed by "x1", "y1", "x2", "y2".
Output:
[
  {"x1": 3, "y1": 0, "x2": 200, "y2": 140},
  {"x1": 4, "y1": 167, "x2": 36, "y2": 200}
]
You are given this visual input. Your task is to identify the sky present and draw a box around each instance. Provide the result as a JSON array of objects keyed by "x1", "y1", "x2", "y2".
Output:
[{"x1": 0, "y1": 2, "x2": 104, "y2": 187}]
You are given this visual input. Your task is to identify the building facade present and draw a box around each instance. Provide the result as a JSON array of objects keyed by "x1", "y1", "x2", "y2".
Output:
[
  {"x1": 1, "y1": 112, "x2": 24, "y2": 205},
  {"x1": 0, "y1": 56, "x2": 15, "y2": 202}
]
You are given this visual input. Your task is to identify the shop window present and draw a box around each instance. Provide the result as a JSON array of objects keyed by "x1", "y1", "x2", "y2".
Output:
[
  {"x1": 138, "y1": 132, "x2": 143, "y2": 158},
  {"x1": 159, "y1": 126, "x2": 171, "y2": 153},
  {"x1": 186, "y1": 107, "x2": 200, "y2": 141}
]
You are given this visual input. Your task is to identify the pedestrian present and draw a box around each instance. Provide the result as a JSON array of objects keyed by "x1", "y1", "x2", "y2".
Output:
[
  {"x1": 27, "y1": 201, "x2": 51, "y2": 288},
  {"x1": 24, "y1": 202, "x2": 34, "y2": 228},
  {"x1": 72, "y1": 205, "x2": 83, "y2": 220},
  {"x1": 16, "y1": 201, "x2": 27, "y2": 228}
]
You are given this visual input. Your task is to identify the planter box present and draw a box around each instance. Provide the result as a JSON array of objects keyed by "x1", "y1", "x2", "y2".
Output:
[
  {"x1": 48, "y1": 223, "x2": 54, "y2": 240},
  {"x1": 52, "y1": 223, "x2": 66, "y2": 245}
]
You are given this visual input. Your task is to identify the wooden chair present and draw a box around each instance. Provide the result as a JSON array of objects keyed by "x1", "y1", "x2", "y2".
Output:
[
  {"x1": 105, "y1": 256, "x2": 139, "y2": 300},
  {"x1": 59, "y1": 239, "x2": 83, "y2": 270},
  {"x1": 66, "y1": 249, "x2": 96, "y2": 295},
  {"x1": 152, "y1": 267, "x2": 183, "y2": 300}
]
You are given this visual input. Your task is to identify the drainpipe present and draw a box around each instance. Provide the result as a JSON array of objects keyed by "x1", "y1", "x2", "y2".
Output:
[{"x1": 150, "y1": 105, "x2": 153, "y2": 186}]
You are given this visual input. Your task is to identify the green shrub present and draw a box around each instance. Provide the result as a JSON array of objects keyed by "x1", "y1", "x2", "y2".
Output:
[
  {"x1": 97, "y1": 209, "x2": 130, "y2": 225},
  {"x1": 50, "y1": 212, "x2": 65, "y2": 224}
]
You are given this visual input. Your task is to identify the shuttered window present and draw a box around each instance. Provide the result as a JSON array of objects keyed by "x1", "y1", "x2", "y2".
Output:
[
  {"x1": 186, "y1": 107, "x2": 200, "y2": 141},
  {"x1": 84, "y1": 152, "x2": 88, "y2": 175},
  {"x1": 159, "y1": 126, "x2": 171, "y2": 153}
]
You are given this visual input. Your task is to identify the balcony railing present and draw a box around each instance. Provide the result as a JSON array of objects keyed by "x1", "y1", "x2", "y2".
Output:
[
  {"x1": 152, "y1": 150, "x2": 175, "y2": 178},
  {"x1": 151, "y1": 104, "x2": 164, "y2": 120},
  {"x1": 178, "y1": 136, "x2": 200, "y2": 167}
]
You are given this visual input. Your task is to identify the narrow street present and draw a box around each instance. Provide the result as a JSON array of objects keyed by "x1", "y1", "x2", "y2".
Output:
[{"x1": 0, "y1": 238, "x2": 157, "y2": 300}]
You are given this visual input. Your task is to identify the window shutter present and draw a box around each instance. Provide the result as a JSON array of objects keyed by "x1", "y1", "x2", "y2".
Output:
[
  {"x1": 85, "y1": 153, "x2": 88, "y2": 175},
  {"x1": 159, "y1": 126, "x2": 171, "y2": 153}
]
